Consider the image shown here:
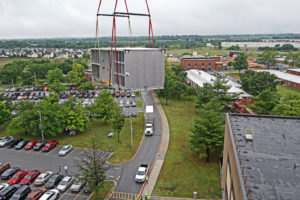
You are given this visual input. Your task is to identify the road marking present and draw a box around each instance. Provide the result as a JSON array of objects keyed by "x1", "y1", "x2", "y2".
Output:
[
  {"x1": 116, "y1": 176, "x2": 120, "y2": 181},
  {"x1": 109, "y1": 192, "x2": 139, "y2": 200}
]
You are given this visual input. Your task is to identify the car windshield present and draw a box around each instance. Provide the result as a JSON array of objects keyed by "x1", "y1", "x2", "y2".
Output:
[
  {"x1": 36, "y1": 176, "x2": 43, "y2": 180},
  {"x1": 62, "y1": 147, "x2": 69, "y2": 150},
  {"x1": 12, "y1": 193, "x2": 21, "y2": 198},
  {"x1": 27, "y1": 143, "x2": 32, "y2": 146},
  {"x1": 60, "y1": 181, "x2": 68, "y2": 185},
  {"x1": 24, "y1": 175, "x2": 31, "y2": 179},
  {"x1": 137, "y1": 171, "x2": 145, "y2": 175},
  {"x1": 12, "y1": 174, "x2": 20, "y2": 179},
  {"x1": 45, "y1": 144, "x2": 51, "y2": 147},
  {"x1": 74, "y1": 180, "x2": 81, "y2": 185},
  {"x1": 48, "y1": 177, "x2": 56, "y2": 183}
]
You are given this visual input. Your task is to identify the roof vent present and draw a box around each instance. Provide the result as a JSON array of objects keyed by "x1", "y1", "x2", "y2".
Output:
[{"x1": 244, "y1": 128, "x2": 254, "y2": 141}]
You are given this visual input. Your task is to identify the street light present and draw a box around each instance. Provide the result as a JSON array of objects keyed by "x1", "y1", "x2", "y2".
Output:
[{"x1": 37, "y1": 110, "x2": 45, "y2": 140}]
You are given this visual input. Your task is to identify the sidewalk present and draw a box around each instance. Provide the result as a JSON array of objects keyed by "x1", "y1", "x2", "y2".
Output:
[{"x1": 140, "y1": 91, "x2": 170, "y2": 196}]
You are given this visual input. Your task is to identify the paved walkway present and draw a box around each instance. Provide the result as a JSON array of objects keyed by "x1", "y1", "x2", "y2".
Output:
[{"x1": 140, "y1": 91, "x2": 170, "y2": 196}]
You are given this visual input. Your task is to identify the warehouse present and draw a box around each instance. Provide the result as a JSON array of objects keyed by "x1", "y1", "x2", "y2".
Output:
[
  {"x1": 222, "y1": 114, "x2": 300, "y2": 200},
  {"x1": 91, "y1": 48, "x2": 165, "y2": 90}
]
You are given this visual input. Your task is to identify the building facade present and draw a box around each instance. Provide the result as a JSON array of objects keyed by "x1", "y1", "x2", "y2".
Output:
[
  {"x1": 181, "y1": 56, "x2": 224, "y2": 71},
  {"x1": 286, "y1": 68, "x2": 300, "y2": 76},
  {"x1": 91, "y1": 48, "x2": 165, "y2": 90}
]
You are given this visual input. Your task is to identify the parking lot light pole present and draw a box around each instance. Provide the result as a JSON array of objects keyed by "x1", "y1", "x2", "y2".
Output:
[{"x1": 37, "y1": 110, "x2": 45, "y2": 141}]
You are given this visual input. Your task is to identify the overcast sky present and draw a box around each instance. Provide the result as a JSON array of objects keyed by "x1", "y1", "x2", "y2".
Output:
[{"x1": 1, "y1": 0, "x2": 300, "y2": 39}]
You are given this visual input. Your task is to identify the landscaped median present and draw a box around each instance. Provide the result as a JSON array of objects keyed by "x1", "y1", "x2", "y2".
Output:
[
  {"x1": 0, "y1": 113, "x2": 144, "y2": 163},
  {"x1": 152, "y1": 97, "x2": 221, "y2": 199}
]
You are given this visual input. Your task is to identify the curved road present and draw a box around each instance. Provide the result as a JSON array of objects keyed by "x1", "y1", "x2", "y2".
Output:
[{"x1": 105, "y1": 90, "x2": 162, "y2": 197}]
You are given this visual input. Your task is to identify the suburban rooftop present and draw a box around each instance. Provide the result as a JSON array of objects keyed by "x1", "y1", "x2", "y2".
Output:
[{"x1": 227, "y1": 114, "x2": 300, "y2": 200}]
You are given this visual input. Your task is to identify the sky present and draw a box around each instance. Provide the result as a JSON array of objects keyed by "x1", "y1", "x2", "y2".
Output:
[{"x1": 1, "y1": 0, "x2": 300, "y2": 39}]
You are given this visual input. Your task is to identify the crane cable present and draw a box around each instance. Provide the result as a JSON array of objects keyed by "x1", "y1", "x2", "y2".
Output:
[
  {"x1": 124, "y1": 0, "x2": 134, "y2": 47},
  {"x1": 96, "y1": 0, "x2": 103, "y2": 82},
  {"x1": 145, "y1": 0, "x2": 155, "y2": 48}
]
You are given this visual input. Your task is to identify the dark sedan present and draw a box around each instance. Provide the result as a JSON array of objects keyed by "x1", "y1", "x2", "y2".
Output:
[
  {"x1": 6, "y1": 139, "x2": 23, "y2": 148},
  {"x1": 33, "y1": 140, "x2": 47, "y2": 151},
  {"x1": 15, "y1": 140, "x2": 29, "y2": 150},
  {"x1": 44, "y1": 175, "x2": 63, "y2": 189},
  {"x1": 1, "y1": 168, "x2": 20, "y2": 180}
]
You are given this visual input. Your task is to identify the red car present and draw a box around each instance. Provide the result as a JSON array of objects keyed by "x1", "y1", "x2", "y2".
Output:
[
  {"x1": 20, "y1": 170, "x2": 40, "y2": 185},
  {"x1": 115, "y1": 91, "x2": 120, "y2": 98},
  {"x1": 8, "y1": 170, "x2": 28, "y2": 184},
  {"x1": 26, "y1": 188, "x2": 47, "y2": 200},
  {"x1": 24, "y1": 140, "x2": 39, "y2": 150},
  {"x1": 42, "y1": 140, "x2": 59, "y2": 152}
]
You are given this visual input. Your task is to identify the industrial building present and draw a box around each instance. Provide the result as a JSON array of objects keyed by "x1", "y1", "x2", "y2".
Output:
[
  {"x1": 181, "y1": 56, "x2": 225, "y2": 71},
  {"x1": 186, "y1": 70, "x2": 252, "y2": 103},
  {"x1": 286, "y1": 68, "x2": 300, "y2": 76},
  {"x1": 91, "y1": 48, "x2": 165, "y2": 90},
  {"x1": 255, "y1": 70, "x2": 300, "y2": 90},
  {"x1": 222, "y1": 114, "x2": 300, "y2": 200}
]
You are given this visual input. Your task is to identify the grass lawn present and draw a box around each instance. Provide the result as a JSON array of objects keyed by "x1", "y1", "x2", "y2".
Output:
[
  {"x1": 0, "y1": 58, "x2": 30, "y2": 69},
  {"x1": 167, "y1": 48, "x2": 230, "y2": 56},
  {"x1": 137, "y1": 100, "x2": 143, "y2": 108},
  {"x1": 153, "y1": 97, "x2": 221, "y2": 199},
  {"x1": 277, "y1": 85, "x2": 300, "y2": 97},
  {"x1": 0, "y1": 113, "x2": 144, "y2": 164},
  {"x1": 91, "y1": 181, "x2": 114, "y2": 200}
]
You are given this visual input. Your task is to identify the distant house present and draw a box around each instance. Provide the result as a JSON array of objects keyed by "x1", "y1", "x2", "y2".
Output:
[
  {"x1": 27, "y1": 53, "x2": 38, "y2": 58},
  {"x1": 181, "y1": 56, "x2": 225, "y2": 71}
]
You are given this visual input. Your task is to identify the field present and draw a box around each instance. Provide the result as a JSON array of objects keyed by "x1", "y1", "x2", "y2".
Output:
[
  {"x1": 0, "y1": 58, "x2": 29, "y2": 69},
  {"x1": 167, "y1": 47, "x2": 230, "y2": 56},
  {"x1": 153, "y1": 97, "x2": 221, "y2": 199},
  {"x1": 0, "y1": 113, "x2": 144, "y2": 163},
  {"x1": 277, "y1": 85, "x2": 300, "y2": 97}
]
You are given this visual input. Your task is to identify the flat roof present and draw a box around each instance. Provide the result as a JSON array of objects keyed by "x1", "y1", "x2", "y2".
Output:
[
  {"x1": 182, "y1": 56, "x2": 218, "y2": 60},
  {"x1": 186, "y1": 70, "x2": 252, "y2": 97},
  {"x1": 227, "y1": 114, "x2": 300, "y2": 200},
  {"x1": 287, "y1": 68, "x2": 300, "y2": 73},
  {"x1": 91, "y1": 47, "x2": 163, "y2": 51},
  {"x1": 255, "y1": 70, "x2": 300, "y2": 84}
]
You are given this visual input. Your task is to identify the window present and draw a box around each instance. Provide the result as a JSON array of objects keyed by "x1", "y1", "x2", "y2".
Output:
[
  {"x1": 195, "y1": 64, "x2": 198, "y2": 69},
  {"x1": 188, "y1": 64, "x2": 191, "y2": 70},
  {"x1": 247, "y1": 97, "x2": 250, "y2": 102},
  {"x1": 120, "y1": 76, "x2": 125, "y2": 87}
]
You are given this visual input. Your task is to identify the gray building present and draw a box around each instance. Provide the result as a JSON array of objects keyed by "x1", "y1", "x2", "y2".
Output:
[
  {"x1": 91, "y1": 48, "x2": 165, "y2": 90},
  {"x1": 222, "y1": 114, "x2": 300, "y2": 200}
]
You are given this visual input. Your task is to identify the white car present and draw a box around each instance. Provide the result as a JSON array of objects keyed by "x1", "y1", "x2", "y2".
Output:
[
  {"x1": 58, "y1": 145, "x2": 73, "y2": 156},
  {"x1": 0, "y1": 136, "x2": 14, "y2": 147},
  {"x1": 0, "y1": 183, "x2": 9, "y2": 193},
  {"x1": 70, "y1": 177, "x2": 85, "y2": 193},
  {"x1": 34, "y1": 171, "x2": 53, "y2": 186},
  {"x1": 39, "y1": 189, "x2": 60, "y2": 200},
  {"x1": 57, "y1": 176, "x2": 74, "y2": 192},
  {"x1": 125, "y1": 100, "x2": 130, "y2": 107}
]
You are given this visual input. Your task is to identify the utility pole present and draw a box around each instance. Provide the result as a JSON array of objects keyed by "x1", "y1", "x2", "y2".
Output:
[
  {"x1": 12, "y1": 79, "x2": 15, "y2": 89},
  {"x1": 130, "y1": 114, "x2": 133, "y2": 151},
  {"x1": 37, "y1": 110, "x2": 45, "y2": 140},
  {"x1": 34, "y1": 72, "x2": 37, "y2": 86}
]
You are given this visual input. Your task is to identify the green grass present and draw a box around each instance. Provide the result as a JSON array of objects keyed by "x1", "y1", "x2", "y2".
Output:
[
  {"x1": 153, "y1": 97, "x2": 221, "y2": 199},
  {"x1": 0, "y1": 113, "x2": 144, "y2": 164},
  {"x1": 137, "y1": 100, "x2": 143, "y2": 108},
  {"x1": 0, "y1": 58, "x2": 30, "y2": 69},
  {"x1": 277, "y1": 85, "x2": 300, "y2": 98},
  {"x1": 227, "y1": 73, "x2": 241, "y2": 79},
  {"x1": 167, "y1": 47, "x2": 230, "y2": 56},
  {"x1": 91, "y1": 181, "x2": 114, "y2": 200}
]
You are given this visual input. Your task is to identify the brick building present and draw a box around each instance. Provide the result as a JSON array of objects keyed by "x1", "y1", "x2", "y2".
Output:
[
  {"x1": 286, "y1": 68, "x2": 300, "y2": 76},
  {"x1": 222, "y1": 114, "x2": 300, "y2": 200},
  {"x1": 181, "y1": 56, "x2": 225, "y2": 71}
]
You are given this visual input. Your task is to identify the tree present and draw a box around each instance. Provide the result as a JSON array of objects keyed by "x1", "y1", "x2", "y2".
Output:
[
  {"x1": 78, "y1": 82, "x2": 95, "y2": 92},
  {"x1": 172, "y1": 80, "x2": 187, "y2": 100},
  {"x1": 22, "y1": 71, "x2": 35, "y2": 87},
  {"x1": 51, "y1": 81, "x2": 68, "y2": 93},
  {"x1": 46, "y1": 68, "x2": 64, "y2": 84},
  {"x1": 59, "y1": 60, "x2": 73, "y2": 74},
  {"x1": 271, "y1": 94, "x2": 300, "y2": 116},
  {"x1": 68, "y1": 63, "x2": 87, "y2": 86},
  {"x1": 82, "y1": 52, "x2": 91, "y2": 59},
  {"x1": 190, "y1": 99, "x2": 224, "y2": 162},
  {"x1": 78, "y1": 135, "x2": 106, "y2": 200},
  {"x1": 0, "y1": 62, "x2": 23, "y2": 84},
  {"x1": 0, "y1": 102, "x2": 11, "y2": 124},
  {"x1": 92, "y1": 90, "x2": 117, "y2": 124},
  {"x1": 251, "y1": 89, "x2": 280, "y2": 114},
  {"x1": 284, "y1": 52, "x2": 300, "y2": 68},
  {"x1": 232, "y1": 53, "x2": 248, "y2": 73},
  {"x1": 185, "y1": 86, "x2": 197, "y2": 100},
  {"x1": 112, "y1": 107, "x2": 125, "y2": 142},
  {"x1": 171, "y1": 64, "x2": 187, "y2": 81},
  {"x1": 258, "y1": 50, "x2": 278, "y2": 69},
  {"x1": 227, "y1": 45, "x2": 240, "y2": 51},
  {"x1": 240, "y1": 70, "x2": 278, "y2": 96}
]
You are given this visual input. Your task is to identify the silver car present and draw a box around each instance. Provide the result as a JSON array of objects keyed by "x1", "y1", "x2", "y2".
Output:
[
  {"x1": 39, "y1": 189, "x2": 59, "y2": 200},
  {"x1": 58, "y1": 145, "x2": 73, "y2": 156},
  {"x1": 0, "y1": 183, "x2": 9, "y2": 193},
  {"x1": 34, "y1": 171, "x2": 53, "y2": 186},
  {"x1": 70, "y1": 177, "x2": 85, "y2": 193},
  {"x1": 57, "y1": 176, "x2": 74, "y2": 192},
  {"x1": 0, "y1": 136, "x2": 14, "y2": 147}
]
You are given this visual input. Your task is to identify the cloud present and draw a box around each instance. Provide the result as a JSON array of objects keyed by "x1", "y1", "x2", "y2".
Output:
[{"x1": 0, "y1": 0, "x2": 300, "y2": 39}]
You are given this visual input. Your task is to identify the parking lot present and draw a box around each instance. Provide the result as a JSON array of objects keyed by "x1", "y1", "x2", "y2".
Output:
[{"x1": 0, "y1": 146, "x2": 111, "y2": 200}]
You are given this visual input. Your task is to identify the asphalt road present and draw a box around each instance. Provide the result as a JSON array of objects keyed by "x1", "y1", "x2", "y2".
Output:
[{"x1": 106, "y1": 90, "x2": 162, "y2": 197}]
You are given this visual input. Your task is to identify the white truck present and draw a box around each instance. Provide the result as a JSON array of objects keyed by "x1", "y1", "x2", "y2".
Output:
[
  {"x1": 135, "y1": 164, "x2": 149, "y2": 183},
  {"x1": 144, "y1": 105, "x2": 154, "y2": 136}
]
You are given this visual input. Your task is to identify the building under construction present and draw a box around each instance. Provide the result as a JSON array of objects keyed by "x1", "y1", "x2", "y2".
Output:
[{"x1": 91, "y1": 47, "x2": 165, "y2": 90}]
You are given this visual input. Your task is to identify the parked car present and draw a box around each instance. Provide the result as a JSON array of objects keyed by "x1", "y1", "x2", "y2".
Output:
[
  {"x1": 57, "y1": 176, "x2": 74, "y2": 192},
  {"x1": 131, "y1": 101, "x2": 136, "y2": 107},
  {"x1": 39, "y1": 189, "x2": 59, "y2": 200},
  {"x1": 20, "y1": 170, "x2": 40, "y2": 185},
  {"x1": 119, "y1": 100, "x2": 124, "y2": 107},
  {"x1": 15, "y1": 140, "x2": 29, "y2": 150},
  {"x1": 10, "y1": 185, "x2": 31, "y2": 200},
  {"x1": 33, "y1": 140, "x2": 47, "y2": 151},
  {"x1": 125, "y1": 100, "x2": 130, "y2": 107},
  {"x1": 0, "y1": 183, "x2": 9, "y2": 193},
  {"x1": 42, "y1": 141, "x2": 59, "y2": 152},
  {"x1": 115, "y1": 91, "x2": 120, "y2": 98},
  {"x1": 7, "y1": 138, "x2": 23, "y2": 148},
  {"x1": 25, "y1": 188, "x2": 47, "y2": 200},
  {"x1": 0, "y1": 136, "x2": 14, "y2": 147},
  {"x1": 120, "y1": 91, "x2": 125, "y2": 97},
  {"x1": 24, "y1": 141, "x2": 39, "y2": 150},
  {"x1": 126, "y1": 91, "x2": 131, "y2": 97},
  {"x1": 8, "y1": 170, "x2": 28, "y2": 185},
  {"x1": 58, "y1": 145, "x2": 73, "y2": 156},
  {"x1": 34, "y1": 171, "x2": 53, "y2": 186},
  {"x1": 124, "y1": 111, "x2": 130, "y2": 118},
  {"x1": 131, "y1": 112, "x2": 137, "y2": 118},
  {"x1": 131, "y1": 92, "x2": 136, "y2": 98},
  {"x1": 45, "y1": 175, "x2": 63, "y2": 189},
  {"x1": 0, "y1": 163, "x2": 10, "y2": 175},
  {"x1": 1, "y1": 168, "x2": 20, "y2": 180},
  {"x1": 83, "y1": 185, "x2": 91, "y2": 193},
  {"x1": 70, "y1": 177, "x2": 85, "y2": 193},
  {"x1": 0, "y1": 184, "x2": 21, "y2": 200}
]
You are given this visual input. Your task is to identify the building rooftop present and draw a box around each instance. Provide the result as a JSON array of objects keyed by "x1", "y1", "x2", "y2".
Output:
[
  {"x1": 227, "y1": 114, "x2": 300, "y2": 200},
  {"x1": 288, "y1": 68, "x2": 300, "y2": 73},
  {"x1": 91, "y1": 47, "x2": 164, "y2": 51},
  {"x1": 255, "y1": 70, "x2": 300, "y2": 84},
  {"x1": 182, "y1": 56, "x2": 218, "y2": 60}
]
